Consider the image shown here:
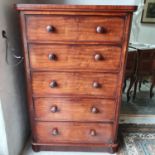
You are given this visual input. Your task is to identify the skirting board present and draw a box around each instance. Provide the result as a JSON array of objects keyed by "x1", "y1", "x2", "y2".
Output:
[{"x1": 120, "y1": 114, "x2": 155, "y2": 124}]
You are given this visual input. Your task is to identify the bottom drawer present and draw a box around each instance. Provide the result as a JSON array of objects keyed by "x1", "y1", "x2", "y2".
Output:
[{"x1": 35, "y1": 122, "x2": 114, "y2": 144}]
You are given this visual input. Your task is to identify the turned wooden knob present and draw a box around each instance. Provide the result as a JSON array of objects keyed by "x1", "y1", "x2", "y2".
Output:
[
  {"x1": 48, "y1": 53, "x2": 57, "y2": 61},
  {"x1": 52, "y1": 128, "x2": 59, "y2": 136},
  {"x1": 49, "y1": 80, "x2": 57, "y2": 88},
  {"x1": 46, "y1": 25, "x2": 55, "y2": 32},
  {"x1": 90, "y1": 129, "x2": 96, "y2": 136},
  {"x1": 94, "y1": 54, "x2": 103, "y2": 61},
  {"x1": 91, "y1": 107, "x2": 98, "y2": 113},
  {"x1": 93, "y1": 82, "x2": 100, "y2": 88},
  {"x1": 51, "y1": 106, "x2": 58, "y2": 113},
  {"x1": 96, "y1": 26, "x2": 105, "y2": 33}
]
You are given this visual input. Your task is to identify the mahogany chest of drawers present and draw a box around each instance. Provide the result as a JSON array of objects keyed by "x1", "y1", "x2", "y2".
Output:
[{"x1": 16, "y1": 4, "x2": 136, "y2": 153}]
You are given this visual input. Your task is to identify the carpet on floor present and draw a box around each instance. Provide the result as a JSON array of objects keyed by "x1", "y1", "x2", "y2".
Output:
[{"x1": 117, "y1": 125, "x2": 155, "y2": 155}]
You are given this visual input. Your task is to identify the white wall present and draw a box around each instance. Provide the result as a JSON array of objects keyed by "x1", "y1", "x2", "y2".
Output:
[
  {"x1": 137, "y1": 24, "x2": 155, "y2": 44},
  {"x1": 0, "y1": 100, "x2": 8, "y2": 155},
  {"x1": 0, "y1": 0, "x2": 29, "y2": 155},
  {"x1": 28, "y1": 0, "x2": 140, "y2": 5},
  {"x1": 130, "y1": 0, "x2": 155, "y2": 44}
]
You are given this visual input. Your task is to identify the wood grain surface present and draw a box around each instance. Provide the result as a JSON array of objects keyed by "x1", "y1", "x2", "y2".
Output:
[
  {"x1": 29, "y1": 44, "x2": 121, "y2": 72},
  {"x1": 32, "y1": 72, "x2": 118, "y2": 98},
  {"x1": 35, "y1": 122, "x2": 114, "y2": 144},
  {"x1": 34, "y1": 97, "x2": 116, "y2": 122},
  {"x1": 26, "y1": 15, "x2": 124, "y2": 42},
  {"x1": 16, "y1": 4, "x2": 136, "y2": 153}
]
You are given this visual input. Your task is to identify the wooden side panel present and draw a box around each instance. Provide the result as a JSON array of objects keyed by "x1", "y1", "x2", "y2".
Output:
[
  {"x1": 112, "y1": 14, "x2": 133, "y2": 142},
  {"x1": 19, "y1": 12, "x2": 38, "y2": 141}
]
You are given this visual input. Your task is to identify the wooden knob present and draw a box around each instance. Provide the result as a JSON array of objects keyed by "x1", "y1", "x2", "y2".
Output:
[
  {"x1": 94, "y1": 54, "x2": 102, "y2": 61},
  {"x1": 93, "y1": 82, "x2": 100, "y2": 88},
  {"x1": 51, "y1": 106, "x2": 58, "y2": 113},
  {"x1": 52, "y1": 128, "x2": 59, "y2": 136},
  {"x1": 91, "y1": 107, "x2": 98, "y2": 113},
  {"x1": 48, "y1": 53, "x2": 57, "y2": 61},
  {"x1": 49, "y1": 80, "x2": 57, "y2": 88},
  {"x1": 46, "y1": 25, "x2": 54, "y2": 32},
  {"x1": 96, "y1": 26, "x2": 104, "y2": 33},
  {"x1": 90, "y1": 129, "x2": 96, "y2": 136}
]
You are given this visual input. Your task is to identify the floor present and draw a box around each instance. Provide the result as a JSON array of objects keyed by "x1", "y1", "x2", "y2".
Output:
[
  {"x1": 117, "y1": 124, "x2": 155, "y2": 155},
  {"x1": 22, "y1": 141, "x2": 114, "y2": 155}
]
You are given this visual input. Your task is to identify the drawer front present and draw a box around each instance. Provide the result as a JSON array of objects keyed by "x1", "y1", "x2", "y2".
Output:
[
  {"x1": 32, "y1": 72, "x2": 118, "y2": 98},
  {"x1": 29, "y1": 44, "x2": 121, "y2": 72},
  {"x1": 34, "y1": 98, "x2": 116, "y2": 122},
  {"x1": 26, "y1": 15, "x2": 124, "y2": 42},
  {"x1": 35, "y1": 122, "x2": 113, "y2": 144}
]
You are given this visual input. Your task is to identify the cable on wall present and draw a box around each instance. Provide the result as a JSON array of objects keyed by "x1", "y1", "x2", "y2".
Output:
[{"x1": 2, "y1": 30, "x2": 24, "y2": 67}]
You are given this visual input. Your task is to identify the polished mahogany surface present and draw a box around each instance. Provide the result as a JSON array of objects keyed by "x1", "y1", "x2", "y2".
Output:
[
  {"x1": 29, "y1": 44, "x2": 121, "y2": 72},
  {"x1": 34, "y1": 98, "x2": 116, "y2": 122},
  {"x1": 16, "y1": 4, "x2": 136, "y2": 153}
]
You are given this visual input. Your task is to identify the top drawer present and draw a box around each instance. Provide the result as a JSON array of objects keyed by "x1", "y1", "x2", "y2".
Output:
[{"x1": 26, "y1": 15, "x2": 125, "y2": 42}]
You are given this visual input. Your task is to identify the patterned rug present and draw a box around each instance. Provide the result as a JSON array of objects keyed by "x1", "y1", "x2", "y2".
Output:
[{"x1": 117, "y1": 125, "x2": 155, "y2": 155}]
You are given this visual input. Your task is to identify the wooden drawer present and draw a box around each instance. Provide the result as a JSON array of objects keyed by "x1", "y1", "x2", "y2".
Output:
[
  {"x1": 32, "y1": 72, "x2": 118, "y2": 98},
  {"x1": 34, "y1": 98, "x2": 116, "y2": 122},
  {"x1": 35, "y1": 122, "x2": 113, "y2": 144},
  {"x1": 26, "y1": 15, "x2": 124, "y2": 42},
  {"x1": 29, "y1": 44, "x2": 121, "y2": 72}
]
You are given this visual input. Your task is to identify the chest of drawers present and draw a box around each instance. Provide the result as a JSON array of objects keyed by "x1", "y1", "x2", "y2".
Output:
[{"x1": 16, "y1": 4, "x2": 136, "y2": 153}]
